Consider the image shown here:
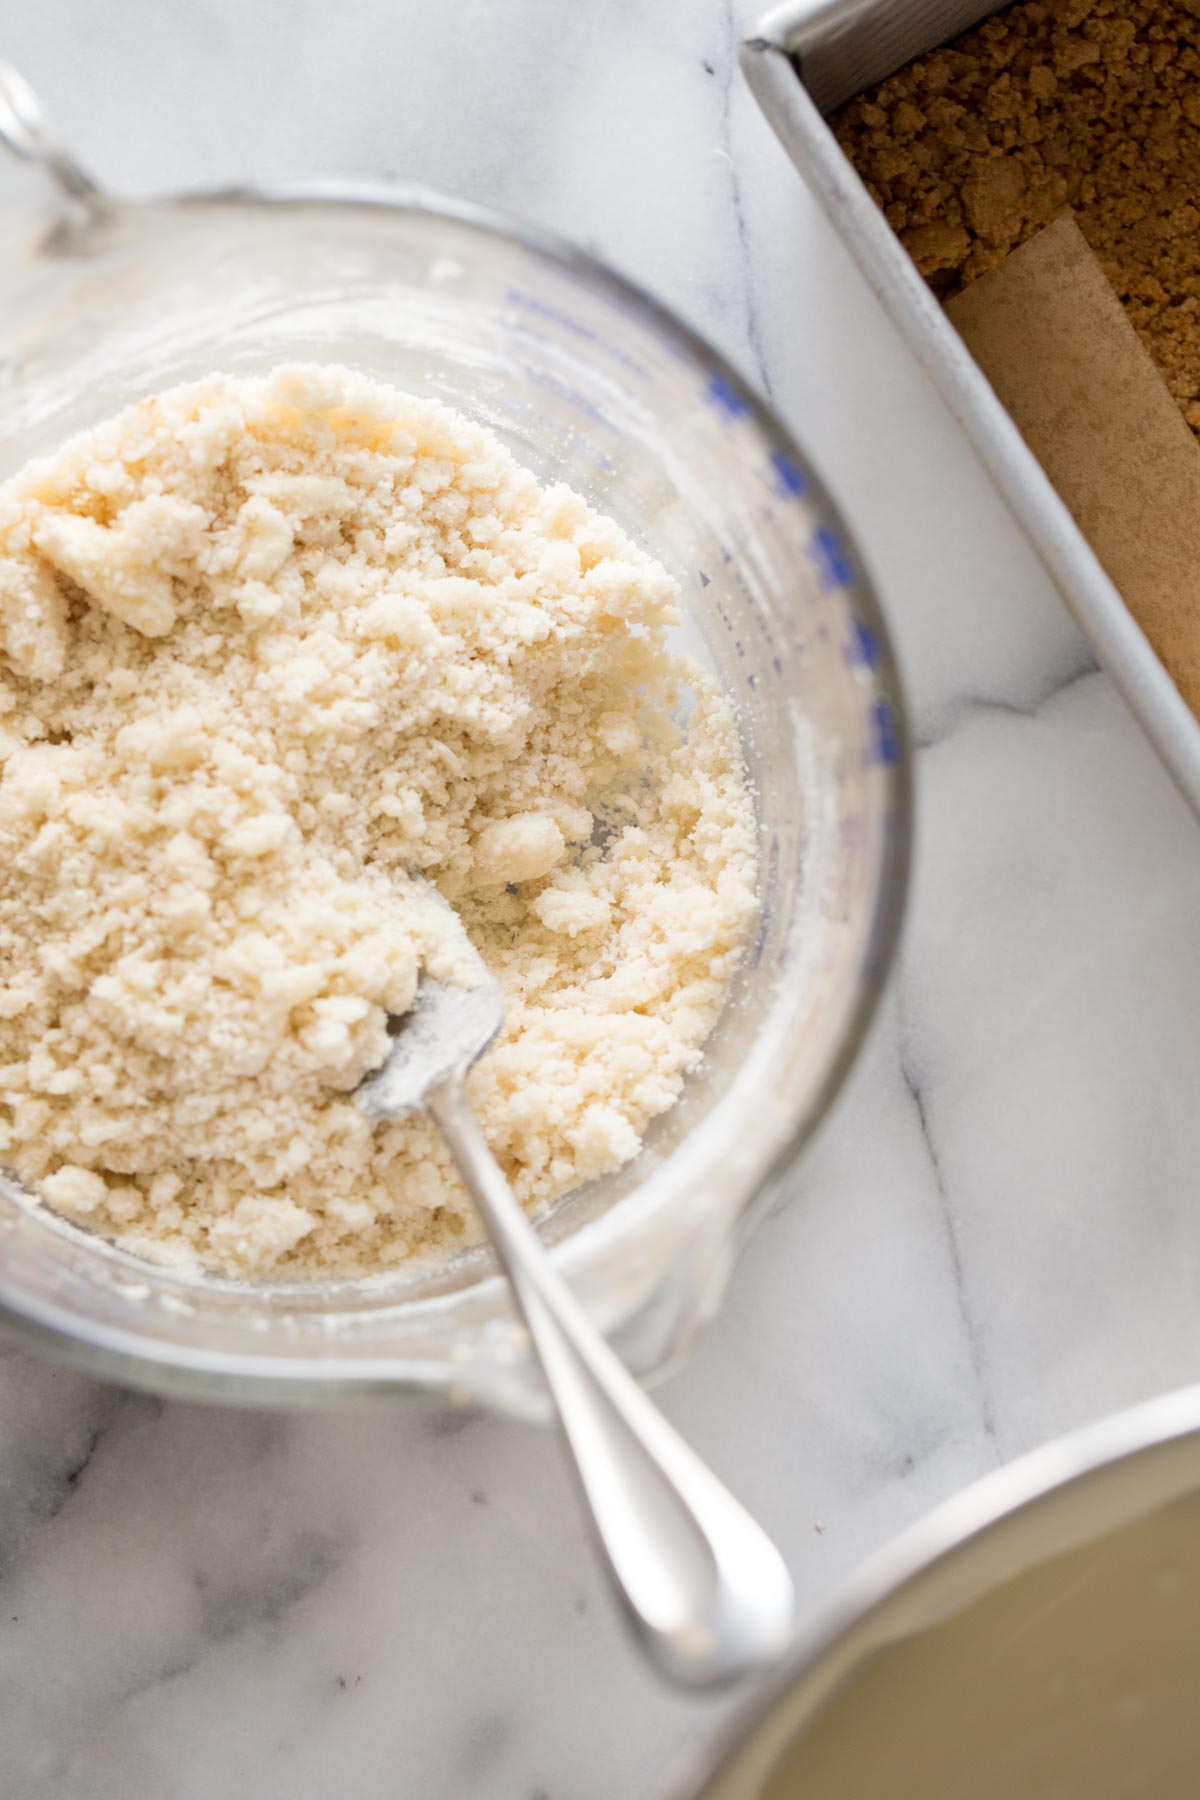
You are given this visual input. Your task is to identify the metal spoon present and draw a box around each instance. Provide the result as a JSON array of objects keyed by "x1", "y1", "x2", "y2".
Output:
[{"x1": 356, "y1": 936, "x2": 794, "y2": 1689}]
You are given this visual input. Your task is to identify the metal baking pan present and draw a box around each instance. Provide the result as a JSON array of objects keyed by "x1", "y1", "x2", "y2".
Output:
[{"x1": 742, "y1": 0, "x2": 1200, "y2": 821}]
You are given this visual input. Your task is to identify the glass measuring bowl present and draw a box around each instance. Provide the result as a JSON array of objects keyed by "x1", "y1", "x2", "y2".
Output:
[{"x1": 0, "y1": 72, "x2": 910, "y2": 1410}]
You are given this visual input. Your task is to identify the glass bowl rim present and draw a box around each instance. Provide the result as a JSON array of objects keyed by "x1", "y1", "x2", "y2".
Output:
[{"x1": 0, "y1": 175, "x2": 913, "y2": 1400}]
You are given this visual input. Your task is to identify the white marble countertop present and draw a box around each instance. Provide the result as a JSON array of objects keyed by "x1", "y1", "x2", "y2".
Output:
[{"x1": 2, "y1": 2, "x2": 1200, "y2": 1796}]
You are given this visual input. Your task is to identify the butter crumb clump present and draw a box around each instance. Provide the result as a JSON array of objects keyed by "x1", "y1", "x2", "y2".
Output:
[{"x1": 0, "y1": 365, "x2": 756, "y2": 1280}]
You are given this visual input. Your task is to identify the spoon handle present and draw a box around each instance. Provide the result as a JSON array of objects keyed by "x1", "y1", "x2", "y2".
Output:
[{"x1": 428, "y1": 1077, "x2": 794, "y2": 1689}]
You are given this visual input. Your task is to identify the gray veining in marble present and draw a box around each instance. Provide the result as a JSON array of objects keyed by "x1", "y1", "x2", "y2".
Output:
[{"x1": 0, "y1": 2, "x2": 1198, "y2": 1796}]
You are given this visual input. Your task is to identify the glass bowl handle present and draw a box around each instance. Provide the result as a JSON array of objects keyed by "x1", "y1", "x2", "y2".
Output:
[{"x1": 0, "y1": 62, "x2": 113, "y2": 222}]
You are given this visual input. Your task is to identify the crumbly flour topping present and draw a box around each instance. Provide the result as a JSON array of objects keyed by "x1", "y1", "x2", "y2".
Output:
[{"x1": 0, "y1": 366, "x2": 756, "y2": 1279}]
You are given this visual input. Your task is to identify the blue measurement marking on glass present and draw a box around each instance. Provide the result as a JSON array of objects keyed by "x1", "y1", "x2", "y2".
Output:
[
  {"x1": 699, "y1": 570, "x2": 711, "y2": 587},
  {"x1": 498, "y1": 392, "x2": 573, "y2": 445},
  {"x1": 518, "y1": 362, "x2": 612, "y2": 431},
  {"x1": 504, "y1": 289, "x2": 651, "y2": 379},
  {"x1": 811, "y1": 524, "x2": 854, "y2": 591},
  {"x1": 752, "y1": 607, "x2": 779, "y2": 660},
  {"x1": 848, "y1": 617, "x2": 880, "y2": 669},
  {"x1": 769, "y1": 448, "x2": 807, "y2": 498},
  {"x1": 747, "y1": 671, "x2": 758, "y2": 690},
  {"x1": 506, "y1": 287, "x2": 597, "y2": 341},
  {"x1": 705, "y1": 372, "x2": 751, "y2": 418},
  {"x1": 870, "y1": 696, "x2": 901, "y2": 766},
  {"x1": 498, "y1": 389, "x2": 612, "y2": 470}
]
